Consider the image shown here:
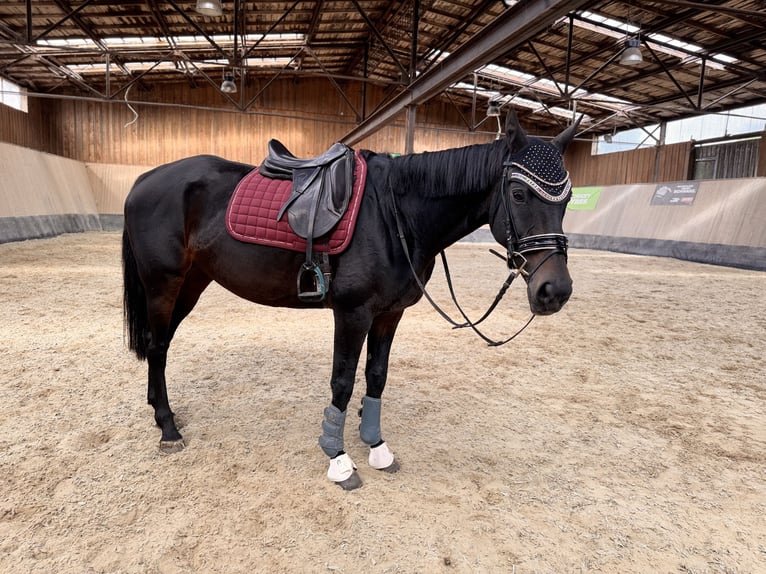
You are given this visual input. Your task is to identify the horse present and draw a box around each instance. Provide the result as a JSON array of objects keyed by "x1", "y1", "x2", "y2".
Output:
[{"x1": 122, "y1": 111, "x2": 579, "y2": 490}]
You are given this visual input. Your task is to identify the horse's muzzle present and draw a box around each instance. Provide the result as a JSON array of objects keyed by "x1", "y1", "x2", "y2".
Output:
[{"x1": 529, "y1": 273, "x2": 572, "y2": 315}]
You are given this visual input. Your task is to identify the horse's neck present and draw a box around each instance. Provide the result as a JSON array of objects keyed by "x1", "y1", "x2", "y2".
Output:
[
  {"x1": 404, "y1": 193, "x2": 491, "y2": 256},
  {"x1": 393, "y1": 144, "x2": 503, "y2": 263}
]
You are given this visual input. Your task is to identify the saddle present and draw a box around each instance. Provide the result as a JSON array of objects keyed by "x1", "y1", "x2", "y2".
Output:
[{"x1": 259, "y1": 139, "x2": 356, "y2": 302}]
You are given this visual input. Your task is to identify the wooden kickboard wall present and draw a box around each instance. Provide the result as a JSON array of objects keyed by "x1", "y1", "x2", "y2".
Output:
[{"x1": 564, "y1": 179, "x2": 766, "y2": 269}]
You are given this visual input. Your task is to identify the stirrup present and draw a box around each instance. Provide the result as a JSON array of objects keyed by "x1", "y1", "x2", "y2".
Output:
[{"x1": 297, "y1": 261, "x2": 326, "y2": 302}]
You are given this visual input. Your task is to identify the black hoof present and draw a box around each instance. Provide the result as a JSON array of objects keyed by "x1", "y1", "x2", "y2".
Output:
[
  {"x1": 159, "y1": 438, "x2": 186, "y2": 453},
  {"x1": 336, "y1": 471, "x2": 363, "y2": 491},
  {"x1": 379, "y1": 459, "x2": 400, "y2": 474}
]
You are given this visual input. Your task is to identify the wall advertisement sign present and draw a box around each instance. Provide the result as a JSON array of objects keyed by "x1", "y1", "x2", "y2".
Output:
[
  {"x1": 651, "y1": 181, "x2": 699, "y2": 205},
  {"x1": 568, "y1": 187, "x2": 602, "y2": 211}
]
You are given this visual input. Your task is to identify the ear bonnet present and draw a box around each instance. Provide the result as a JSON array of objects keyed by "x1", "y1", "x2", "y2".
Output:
[{"x1": 508, "y1": 139, "x2": 571, "y2": 203}]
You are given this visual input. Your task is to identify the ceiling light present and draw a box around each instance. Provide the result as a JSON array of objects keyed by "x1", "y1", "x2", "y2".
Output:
[
  {"x1": 487, "y1": 100, "x2": 501, "y2": 117},
  {"x1": 196, "y1": 0, "x2": 223, "y2": 17},
  {"x1": 220, "y1": 74, "x2": 237, "y2": 93},
  {"x1": 620, "y1": 38, "x2": 643, "y2": 65}
]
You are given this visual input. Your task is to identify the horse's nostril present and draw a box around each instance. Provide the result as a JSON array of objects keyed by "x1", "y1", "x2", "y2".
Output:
[
  {"x1": 539, "y1": 282, "x2": 555, "y2": 302},
  {"x1": 537, "y1": 281, "x2": 572, "y2": 305}
]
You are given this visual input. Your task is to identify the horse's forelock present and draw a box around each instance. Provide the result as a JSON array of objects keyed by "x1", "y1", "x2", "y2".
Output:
[{"x1": 390, "y1": 140, "x2": 507, "y2": 197}]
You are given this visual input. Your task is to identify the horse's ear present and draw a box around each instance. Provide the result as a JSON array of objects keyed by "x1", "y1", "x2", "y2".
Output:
[
  {"x1": 504, "y1": 109, "x2": 529, "y2": 153},
  {"x1": 551, "y1": 114, "x2": 582, "y2": 152}
]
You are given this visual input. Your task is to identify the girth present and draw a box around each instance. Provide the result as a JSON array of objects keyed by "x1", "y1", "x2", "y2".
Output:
[{"x1": 259, "y1": 139, "x2": 356, "y2": 302}]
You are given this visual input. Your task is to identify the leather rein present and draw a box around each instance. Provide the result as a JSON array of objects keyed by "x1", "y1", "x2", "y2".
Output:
[{"x1": 390, "y1": 159, "x2": 569, "y2": 347}]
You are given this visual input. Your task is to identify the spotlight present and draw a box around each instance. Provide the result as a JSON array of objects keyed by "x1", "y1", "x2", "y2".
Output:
[
  {"x1": 196, "y1": 0, "x2": 223, "y2": 17},
  {"x1": 220, "y1": 74, "x2": 237, "y2": 93},
  {"x1": 486, "y1": 100, "x2": 501, "y2": 117},
  {"x1": 620, "y1": 38, "x2": 643, "y2": 65}
]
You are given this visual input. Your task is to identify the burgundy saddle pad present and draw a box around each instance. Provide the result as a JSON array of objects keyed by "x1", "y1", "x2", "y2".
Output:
[{"x1": 226, "y1": 150, "x2": 367, "y2": 254}]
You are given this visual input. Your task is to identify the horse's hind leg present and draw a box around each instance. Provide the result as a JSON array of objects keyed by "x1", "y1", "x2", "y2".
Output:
[
  {"x1": 146, "y1": 268, "x2": 211, "y2": 452},
  {"x1": 359, "y1": 310, "x2": 403, "y2": 473}
]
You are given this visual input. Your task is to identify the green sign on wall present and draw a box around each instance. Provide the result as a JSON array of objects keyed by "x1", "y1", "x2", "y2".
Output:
[{"x1": 568, "y1": 187, "x2": 602, "y2": 211}]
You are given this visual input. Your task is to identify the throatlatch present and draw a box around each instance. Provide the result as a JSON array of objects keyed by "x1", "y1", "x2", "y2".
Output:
[{"x1": 318, "y1": 404, "x2": 346, "y2": 457}]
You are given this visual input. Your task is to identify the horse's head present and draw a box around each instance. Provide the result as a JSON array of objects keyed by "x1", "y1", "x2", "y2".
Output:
[{"x1": 489, "y1": 111, "x2": 580, "y2": 316}]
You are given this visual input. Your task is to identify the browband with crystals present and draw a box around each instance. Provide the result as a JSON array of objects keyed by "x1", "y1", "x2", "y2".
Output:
[
  {"x1": 509, "y1": 164, "x2": 572, "y2": 204},
  {"x1": 505, "y1": 140, "x2": 572, "y2": 204}
]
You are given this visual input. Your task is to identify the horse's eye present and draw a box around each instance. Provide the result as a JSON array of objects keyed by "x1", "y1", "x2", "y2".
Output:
[{"x1": 512, "y1": 189, "x2": 526, "y2": 202}]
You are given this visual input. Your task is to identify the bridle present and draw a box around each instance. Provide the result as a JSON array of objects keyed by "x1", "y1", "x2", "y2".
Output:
[
  {"x1": 497, "y1": 158, "x2": 570, "y2": 280},
  {"x1": 391, "y1": 151, "x2": 571, "y2": 346}
]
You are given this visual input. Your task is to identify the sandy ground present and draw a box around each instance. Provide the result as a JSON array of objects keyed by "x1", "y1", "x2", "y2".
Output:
[{"x1": 0, "y1": 232, "x2": 764, "y2": 574}]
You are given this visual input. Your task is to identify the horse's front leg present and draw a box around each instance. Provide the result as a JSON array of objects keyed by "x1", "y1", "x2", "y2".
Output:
[
  {"x1": 359, "y1": 310, "x2": 403, "y2": 473},
  {"x1": 319, "y1": 307, "x2": 371, "y2": 490}
]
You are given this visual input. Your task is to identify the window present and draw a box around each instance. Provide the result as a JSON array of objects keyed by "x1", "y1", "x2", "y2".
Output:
[
  {"x1": 0, "y1": 76, "x2": 27, "y2": 113},
  {"x1": 595, "y1": 103, "x2": 766, "y2": 155},
  {"x1": 692, "y1": 137, "x2": 759, "y2": 180}
]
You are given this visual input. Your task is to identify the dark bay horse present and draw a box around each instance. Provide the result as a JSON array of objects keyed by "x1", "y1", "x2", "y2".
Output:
[{"x1": 122, "y1": 112, "x2": 578, "y2": 489}]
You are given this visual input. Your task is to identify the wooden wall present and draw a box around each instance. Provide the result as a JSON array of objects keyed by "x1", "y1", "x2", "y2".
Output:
[
  {"x1": 0, "y1": 96, "x2": 58, "y2": 151},
  {"x1": 566, "y1": 140, "x2": 693, "y2": 187},
  {"x1": 0, "y1": 78, "x2": 494, "y2": 166},
  {"x1": 0, "y1": 78, "x2": 761, "y2": 185}
]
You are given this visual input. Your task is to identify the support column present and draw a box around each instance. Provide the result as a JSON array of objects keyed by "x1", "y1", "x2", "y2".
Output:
[{"x1": 405, "y1": 105, "x2": 417, "y2": 154}]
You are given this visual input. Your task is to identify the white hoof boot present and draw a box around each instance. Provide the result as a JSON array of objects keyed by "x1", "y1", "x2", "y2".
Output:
[
  {"x1": 368, "y1": 442, "x2": 396, "y2": 470},
  {"x1": 327, "y1": 453, "x2": 358, "y2": 483}
]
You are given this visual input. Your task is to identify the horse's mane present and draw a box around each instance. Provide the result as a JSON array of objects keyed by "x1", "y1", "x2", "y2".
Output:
[{"x1": 388, "y1": 139, "x2": 507, "y2": 198}]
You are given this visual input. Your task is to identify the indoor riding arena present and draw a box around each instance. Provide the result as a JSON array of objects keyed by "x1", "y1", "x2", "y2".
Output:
[{"x1": 1, "y1": 2, "x2": 764, "y2": 573}]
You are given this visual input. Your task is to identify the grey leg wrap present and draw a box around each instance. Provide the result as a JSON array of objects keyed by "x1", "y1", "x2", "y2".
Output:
[
  {"x1": 359, "y1": 396, "x2": 382, "y2": 446},
  {"x1": 319, "y1": 405, "x2": 346, "y2": 457}
]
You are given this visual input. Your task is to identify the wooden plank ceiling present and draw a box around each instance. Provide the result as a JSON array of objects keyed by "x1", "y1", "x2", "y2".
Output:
[{"x1": 0, "y1": 1, "x2": 764, "y2": 139}]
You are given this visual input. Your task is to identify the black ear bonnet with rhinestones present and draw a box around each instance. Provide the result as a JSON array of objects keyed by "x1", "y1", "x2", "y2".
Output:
[{"x1": 506, "y1": 138, "x2": 571, "y2": 204}]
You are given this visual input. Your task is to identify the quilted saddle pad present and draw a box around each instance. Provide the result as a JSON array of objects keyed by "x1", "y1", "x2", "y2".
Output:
[{"x1": 226, "y1": 150, "x2": 367, "y2": 254}]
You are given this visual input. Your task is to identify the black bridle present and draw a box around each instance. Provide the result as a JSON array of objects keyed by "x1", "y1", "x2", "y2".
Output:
[
  {"x1": 498, "y1": 159, "x2": 569, "y2": 278},
  {"x1": 391, "y1": 158, "x2": 570, "y2": 346}
]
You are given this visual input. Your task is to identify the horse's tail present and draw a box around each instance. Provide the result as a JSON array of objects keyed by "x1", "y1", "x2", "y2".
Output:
[{"x1": 122, "y1": 228, "x2": 148, "y2": 361}]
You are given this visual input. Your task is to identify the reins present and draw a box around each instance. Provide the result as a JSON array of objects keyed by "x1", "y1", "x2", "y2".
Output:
[{"x1": 439, "y1": 250, "x2": 536, "y2": 346}]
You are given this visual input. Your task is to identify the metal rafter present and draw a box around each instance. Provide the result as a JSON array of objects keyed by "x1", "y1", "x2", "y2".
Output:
[
  {"x1": 0, "y1": 0, "x2": 763, "y2": 138},
  {"x1": 341, "y1": 0, "x2": 592, "y2": 145},
  {"x1": 349, "y1": 0, "x2": 409, "y2": 79}
]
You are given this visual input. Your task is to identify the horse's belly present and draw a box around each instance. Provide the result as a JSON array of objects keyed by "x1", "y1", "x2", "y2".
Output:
[{"x1": 197, "y1": 239, "x2": 322, "y2": 308}]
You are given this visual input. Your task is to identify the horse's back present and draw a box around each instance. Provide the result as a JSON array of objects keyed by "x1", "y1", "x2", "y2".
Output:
[
  {"x1": 128, "y1": 155, "x2": 253, "y2": 205},
  {"x1": 125, "y1": 155, "x2": 254, "y2": 237}
]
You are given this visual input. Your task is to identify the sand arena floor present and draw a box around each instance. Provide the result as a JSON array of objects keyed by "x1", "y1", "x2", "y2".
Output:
[{"x1": 0, "y1": 232, "x2": 764, "y2": 573}]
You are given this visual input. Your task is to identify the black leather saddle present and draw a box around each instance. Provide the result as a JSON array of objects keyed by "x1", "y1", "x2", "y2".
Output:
[
  {"x1": 260, "y1": 139, "x2": 354, "y2": 239},
  {"x1": 259, "y1": 139, "x2": 355, "y2": 303}
]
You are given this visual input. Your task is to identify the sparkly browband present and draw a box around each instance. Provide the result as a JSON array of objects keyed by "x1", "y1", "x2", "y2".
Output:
[
  {"x1": 507, "y1": 140, "x2": 572, "y2": 204},
  {"x1": 509, "y1": 164, "x2": 572, "y2": 204}
]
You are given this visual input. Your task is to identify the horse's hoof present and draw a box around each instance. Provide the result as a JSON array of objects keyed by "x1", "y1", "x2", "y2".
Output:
[
  {"x1": 327, "y1": 453, "x2": 361, "y2": 489},
  {"x1": 378, "y1": 459, "x2": 400, "y2": 474},
  {"x1": 368, "y1": 441, "x2": 397, "y2": 472},
  {"x1": 159, "y1": 438, "x2": 186, "y2": 453},
  {"x1": 336, "y1": 471, "x2": 363, "y2": 491}
]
